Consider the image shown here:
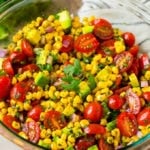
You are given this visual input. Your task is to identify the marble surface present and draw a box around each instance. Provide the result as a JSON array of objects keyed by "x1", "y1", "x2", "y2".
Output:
[{"x1": 0, "y1": 0, "x2": 150, "y2": 149}]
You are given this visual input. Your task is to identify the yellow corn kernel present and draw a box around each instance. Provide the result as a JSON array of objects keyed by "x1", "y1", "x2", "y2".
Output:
[
  {"x1": 145, "y1": 70, "x2": 150, "y2": 80},
  {"x1": 8, "y1": 107, "x2": 17, "y2": 116},
  {"x1": 43, "y1": 138, "x2": 51, "y2": 145},
  {"x1": 53, "y1": 41, "x2": 62, "y2": 50},
  {"x1": 107, "y1": 136, "x2": 114, "y2": 144},
  {"x1": 63, "y1": 105, "x2": 75, "y2": 116},
  {"x1": 57, "y1": 138, "x2": 68, "y2": 149},
  {"x1": 12, "y1": 121, "x2": 21, "y2": 130},
  {"x1": 120, "y1": 92, "x2": 126, "y2": 98},
  {"x1": 0, "y1": 102, "x2": 6, "y2": 109},
  {"x1": 18, "y1": 132, "x2": 28, "y2": 140},
  {"x1": 86, "y1": 94, "x2": 93, "y2": 102},
  {"x1": 1, "y1": 108, "x2": 7, "y2": 115},
  {"x1": 91, "y1": 63, "x2": 98, "y2": 75},
  {"x1": 73, "y1": 95, "x2": 82, "y2": 107},
  {"x1": 132, "y1": 87, "x2": 142, "y2": 96},
  {"x1": 40, "y1": 112, "x2": 45, "y2": 121},
  {"x1": 100, "y1": 118, "x2": 107, "y2": 126},
  {"x1": 50, "y1": 142, "x2": 58, "y2": 150},
  {"x1": 61, "y1": 133, "x2": 67, "y2": 141},
  {"x1": 52, "y1": 129, "x2": 62, "y2": 136},
  {"x1": 80, "y1": 119, "x2": 89, "y2": 128},
  {"x1": 16, "y1": 102, "x2": 24, "y2": 111},
  {"x1": 142, "y1": 86, "x2": 150, "y2": 92},
  {"x1": 60, "y1": 90, "x2": 69, "y2": 98},
  {"x1": 93, "y1": 54, "x2": 102, "y2": 62},
  {"x1": 40, "y1": 129, "x2": 47, "y2": 139},
  {"x1": 97, "y1": 81, "x2": 108, "y2": 89},
  {"x1": 55, "y1": 104, "x2": 64, "y2": 112},
  {"x1": 111, "y1": 66, "x2": 119, "y2": 74},
  {"x1": 23, "y1": 103, "x2": 32, "y2": 111},
  {"x1": 68, "y1": 135, "x2": 75, "y2": 143},
  {"x1": 114, "y1": 41, "x2": 125, "y2": 53},
  {"x1": 12, "y1": 77, "x2": 17, "y2": 85},
  {"x1": 122, "y1": 136, "x2": 130, "y2": 143}
]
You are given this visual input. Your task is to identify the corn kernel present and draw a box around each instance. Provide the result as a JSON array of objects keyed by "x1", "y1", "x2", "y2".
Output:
[{"x1": 12, "y1": 121, "x2": 20, "y2": 130}]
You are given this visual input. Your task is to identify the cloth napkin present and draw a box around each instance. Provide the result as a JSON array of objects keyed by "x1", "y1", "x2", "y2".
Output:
[{"x1": 78, "y1": 0, "x2": 150, "y2": 56}]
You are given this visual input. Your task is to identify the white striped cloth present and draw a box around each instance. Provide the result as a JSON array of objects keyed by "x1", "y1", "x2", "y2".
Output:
[{"x1": 78, "y1": 0, "x2": 150, "y2": 56}]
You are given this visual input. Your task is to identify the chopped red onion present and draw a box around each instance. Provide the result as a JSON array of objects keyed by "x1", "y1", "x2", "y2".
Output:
[
  {"x1": 45, "y1": 26, "x2": 55, "y2": 33},
  {"x1": 140, "y1": 80, "x2": 149, "y2": 87},
  {"x1": 0, "y1": 49, "x2": 7, "y2": 58}
]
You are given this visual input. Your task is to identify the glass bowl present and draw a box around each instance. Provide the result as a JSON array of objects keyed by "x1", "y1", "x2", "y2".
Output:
[{"x1": 0, "y1": 0, "x2": 150, "y2": 149}]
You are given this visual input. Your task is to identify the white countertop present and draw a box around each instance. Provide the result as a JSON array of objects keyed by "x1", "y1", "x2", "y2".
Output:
[{"x1": 0, "y1": 135, "x2": 22, "y2": 150}]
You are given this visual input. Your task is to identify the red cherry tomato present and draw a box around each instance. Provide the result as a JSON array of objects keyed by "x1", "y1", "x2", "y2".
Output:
[
  {"x1": 93, "y1": 18, "x2": 113, "y2": 40},
  {"x1": 3, "y1": 115, "x2": 20, "y2": 132},
  {"x1": 27, "y1": 105, "x2": 43, "y2": 121},
  {"x1": 0, "y1": 76, "x2": 11, "y2": 99},
  {"x1": 108, "y1": 94, "x2": 124, "y2": 110},
  {"x1": 137, "y1": 107, "x2": 150, "y2": 126},
  {"x1": 98, "y1": 138, "x2": 114, "y2": 150},
  {"x1": 84, "y1": 101, "x2": 103, "y2": 123},
  {"x1": 122, "y1": 32, "x2": 135, "y2": 47},
  {"x1": 143, "y1": 92, "x2": 150, "y2": 102},
  {"x1": 114, "y1": 51, "x2": 133, "y2": 73},
  {"x1": 10, "y1": 82, "x2": 27, "y2": 102},
  {"x1": 116, "y1": 112, "x2": 138, "y2": 137},
  {"x1": 84, "y1": 124, "x2": 106, "y2": 135},
  {"x1": 20, "y1": 64, "x2": 39, "y2": 73},
  {"x1": 139, "y1": 53, "x2": 150, "y2": 70},
  {"x1": 126, "y1": 88, "x2": 141, "y2": 115},
  {"x1": 115, "y1": 85, "x2": 131, "y2": 94},
  {"x1": 9, "y1": 51, "x2": 26, "y2": 63},
  {"x1": 75, "y1": 136, "x2": 95, "y2": 150},
  {"x1": 23, "y1": 120, "x2": 40, "y2": 143},
  {"x1": 44, "y1": 110, "x2": 66, "y2": 130},
  {"x1": 100, "y1": 39, "x2": 115, "y2": 56},
  {"x1": 2, "y1": 58, "x2": 14, "y2": 76},
  {"x1": 74, "y1": 33, "x2": 99, "y2": 53},
  {"x1": 60, "y1": 35, "x2": 74, "y2": 53},
  {"x1": 128, "y1": 45, "x2": 139, "y2": 56},
  {"x1": 128, "y1": 58, "x2": 140, "y2": 76},
  {"x1": 21, "y1": 39, "x2": 34, "y2": 57}
]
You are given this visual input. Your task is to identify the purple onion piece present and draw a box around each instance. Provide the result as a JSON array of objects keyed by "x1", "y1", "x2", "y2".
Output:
[
  {"x1": 140, "y1": 80, "x2": 149, "y2": 87},
  {"x1": 0, "y1": 48, "x2": 8, "y2": 58},
  {"x1": 45, "y1": 26, "x2": 55, "y2": 33}
]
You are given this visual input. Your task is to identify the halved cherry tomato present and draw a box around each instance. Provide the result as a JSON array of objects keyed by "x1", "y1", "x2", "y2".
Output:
[
  {"x1": 92, "y1": 18, "x2": 113, "y2": 40},
  {"x1": 108, "y1": 94, "x2": 124, "y2": 110},
  {"x1": 27, "y1": 105, "x2": 43, "y2": 121},
  {"x1": 92, "y1": 18, "x2": 112, "y2": 27},
  {"x1": 10, "y1": 82, "x2": 28, "y2": 102},
  {"x1": 112, "y1": 74, "x2": 122, "y2": 89},
  {"x1": 116, "y1": 112, "x2": 138, "y2": 137},
  {"x1": 2, "y1": 58, "x2": 14, "y2": 76},
  {"x1": 21, "y1": 39, "x2": 34, "y2": 57},
  {"x1": 44, "y1": 110, "x2": 66, "y2": 130},
  {"x1": 115, "y1": 85, "x2": 131, "y2": 94},
  {"x1": 3, "y1": 115, "x2": 20, "y2": 132},
  {"x1": 23, "y1": 120, "x2": 40, "y2": 143},
  {"x1": 100, "y1": 39, "x2": 115, "y2": 56},
  {"x1": 122, "y1": 32, "x2": 135, "y2": 47},
  {"x1": 9, "y1": 51, "x2": 26, "y2": 63},
  {"x1": 126, "y1": 88, "x2": 141, "y2": 115},
  {"x1": 60, "y1": 35, "x2": 74, "y2": 53},
  {"x1": 139, "y1": 53, "x2": 150, "y2": 70},
  {"x1": 98, "y1": 138, "x2": 114, "y2": 150},
  {"x1": 143, "y1": 92, "x2": 150, "y2": 102},
  {"x1": 137, "y1": 107, "x2": 150, "y2": 126},
  {"x1": 74, "y1": 33, "x2": 99, "y2": 53},
  {"x1": 128, "y1": 58, "x2": 139, "y2": 76},
  {"x1": 75, "y1": 136, "x2": 95, "y2": 150},
  {"x1": 128, "y1": 45, "x2": 139, "y2": 56},
  {"x1": 20, "y1": 64, "x2": 39, "y2": 73},
  {"x1": 84, "y1": 101, "x2": 103, "y2": 123},
  {"x1": 84, "y1": 124, "x2": 106, "y2": 135},
  {"x1": 0, "y1": 76, "x2": 11, "y2": 99},
  {"x1": 114, "y1": 51, "x2": 133, "y2": 73}
]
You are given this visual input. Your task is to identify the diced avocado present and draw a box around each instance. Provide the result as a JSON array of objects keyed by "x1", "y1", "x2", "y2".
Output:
[
  {"x1": 79, "y1": 81, "x2": 91, "y2": 98},
  {"x1": 129, "y1": 73, "x2": 139, "y2": 87},
  {"x1": 87, "y1": 145, "x2": 99, "y2": 150},
  {"x1": 0, "y1": 26, "x2": 8, "y2": 40},
  {"x1": 34, "y1": 72, "x2": 49, "y2": 87},
  {"x1": 82, "y1": 25, "x2": 94, "y2": 34},
  {"x1": 36, "y1": 49, "x2": 48, "y2": 65},
  {"x1": 25, "y1": 29, "x2": 41, "y2": 45},
  {"x1": 38, "y1": 140, "x2": 50, "y2": 149},
  {"x1": 57, "y1": 10, "x2": 71, "y2": 30},
  {"x1": 88, "y1": 74, "x2": 96, "y2": 90}
]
